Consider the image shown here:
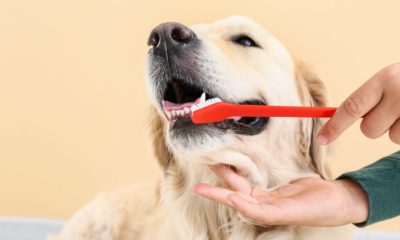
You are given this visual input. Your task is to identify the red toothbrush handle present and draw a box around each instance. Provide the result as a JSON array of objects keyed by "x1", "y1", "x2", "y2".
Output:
[
  {"x1": 192, "y1": 102, "x2": 337, "y2": 124},
  {"x1": 234, "y1": 104, "x2": 337, "y2": 118}
]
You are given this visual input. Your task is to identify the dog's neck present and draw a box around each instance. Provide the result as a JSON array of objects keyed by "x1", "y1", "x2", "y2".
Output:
[
  {"x1": 159, "y1": 151, "x2": 311, "y2": 240},
  {"x1": 160, "y1": 161, "x2": 256, "y2": 240}
]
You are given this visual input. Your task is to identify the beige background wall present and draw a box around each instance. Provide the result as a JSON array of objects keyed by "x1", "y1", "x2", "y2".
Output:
[{"x1": 0, "y1": 0, "x2": 399, "y2": 232}]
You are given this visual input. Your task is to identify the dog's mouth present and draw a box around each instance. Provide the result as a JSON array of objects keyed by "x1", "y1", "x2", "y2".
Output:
[{"x1": 161, "y1": 78, "x2": 268, "y2": 135}]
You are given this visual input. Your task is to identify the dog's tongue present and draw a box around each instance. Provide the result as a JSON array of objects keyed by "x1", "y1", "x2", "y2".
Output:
[
  {"x1": 163, "y1": 100, "x2": 198, "y2": 110},
  {"x1": 163, "y1": 92, "x2": 205, "y2": 111}
]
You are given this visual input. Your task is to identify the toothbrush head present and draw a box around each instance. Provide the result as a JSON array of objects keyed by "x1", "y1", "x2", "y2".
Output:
[{"x1": 191, "y1": 98, "x2": 231, "y2": 124}]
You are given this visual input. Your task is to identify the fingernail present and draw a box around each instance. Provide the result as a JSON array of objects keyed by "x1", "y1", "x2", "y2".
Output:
[{"x1": 317, "y1": 134, "x2": 328, "y2": 145}]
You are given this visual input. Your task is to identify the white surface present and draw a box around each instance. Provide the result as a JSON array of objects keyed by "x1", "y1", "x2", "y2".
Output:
[
  {"x1": 354, "y1": 231, "x2": 400, "y2": 240},
  {"x1": 0, "y1": 217, "x2": 63, "y2": 240},
  {"x1": 0, "y1": 218, "x2": 399, "y2": 240}
]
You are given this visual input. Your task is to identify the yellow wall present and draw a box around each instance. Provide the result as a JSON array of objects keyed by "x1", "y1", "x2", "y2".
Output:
[{"x1": 0, "y1": 0, "x2": 399, "y2": 232}]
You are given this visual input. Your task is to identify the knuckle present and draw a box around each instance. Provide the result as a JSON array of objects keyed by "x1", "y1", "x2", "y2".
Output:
[
  {"x1": 389, "y1": 128, "x2": 400, "y2": 144},
  {"x1": 343, "y1": 96, "x2": 364, "y2": 118},
  {"x1": 360, "y1": 121, "x2": 380, "y2": 139}
]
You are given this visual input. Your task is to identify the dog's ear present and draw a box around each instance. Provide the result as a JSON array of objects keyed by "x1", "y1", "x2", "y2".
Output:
[
  {"x1": 149, "y1": 107, "x2": 175, "y2": 170},
  {"x1": 295, "y1": 62, "x2": 332, "y2": 179}
]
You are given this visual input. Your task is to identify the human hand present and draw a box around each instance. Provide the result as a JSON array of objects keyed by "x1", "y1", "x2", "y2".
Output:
[
  {"x1": 318, "y1": 63, "x2": 400, "y2": 145},
  {"x1": 193, "y1": 164, "x2": 368, "y2": 226}
]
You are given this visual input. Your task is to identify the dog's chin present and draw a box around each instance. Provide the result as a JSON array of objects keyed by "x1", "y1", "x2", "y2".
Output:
[{"x1": 167, "y1": 121, "x2": 225, "y2": 151}]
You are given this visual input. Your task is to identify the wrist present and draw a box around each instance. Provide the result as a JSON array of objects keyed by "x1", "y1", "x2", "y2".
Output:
[{"x1": 334, "y1": 179, "x2": 369, "y2": 224}]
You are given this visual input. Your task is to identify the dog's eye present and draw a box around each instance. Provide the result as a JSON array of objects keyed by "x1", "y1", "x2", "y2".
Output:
[{"x1": 233, "y1": 35, "x2": 259, "y2": 47}]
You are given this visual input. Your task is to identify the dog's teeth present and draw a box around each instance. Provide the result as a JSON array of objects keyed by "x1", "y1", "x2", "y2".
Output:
[
  {"x1": 200, "y1": 92, "x2": 206, "y2": 103},
  {"x1": 191, "y1": 105, "x2": 198, "y2": 112},
  {"x1": 165, "y1": 107, "x2": 193, "y2": 120}
]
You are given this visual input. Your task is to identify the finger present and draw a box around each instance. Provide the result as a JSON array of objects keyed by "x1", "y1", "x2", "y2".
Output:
[
  {"x1": 251, "y1": 186, "x2": 273, "y2": 198},
  {"x1": 389, "y1": 118, "x2": 400, "y2": 144},
  {"x1": 267, "y1": 183, "x2": 303, "y2": 198},
  {"x1": 193, "y1": 183, "x2": 237, "y2": 205},
  {"x1": 228, "y1": 193, "x2": 284, "y2": 225},
  {"x1": 318, "y1": 77, "x2": 383, "y2": 144},
  {"x1": 360, "y1": 95, "x2": 400, "y2": 138},
  {"x1": 258, "y1": 179, "x2": 314, "y2": 199},
  {"x1": 194, "y1": 183, "x2": 259, "y2": 205},
  {"x1": 209, "y1": 164, "x2": 252, "y2": 193}
]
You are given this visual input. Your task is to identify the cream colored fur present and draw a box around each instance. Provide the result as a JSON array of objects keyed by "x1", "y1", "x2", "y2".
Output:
[{"x1": 53, "y1": 16, "x2": 352, "y2": 240}]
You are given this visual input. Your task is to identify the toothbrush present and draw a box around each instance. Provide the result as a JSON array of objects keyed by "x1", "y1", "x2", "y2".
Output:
[{"x1": 190, "y1": 98, "x2": 337, "y2": 124}]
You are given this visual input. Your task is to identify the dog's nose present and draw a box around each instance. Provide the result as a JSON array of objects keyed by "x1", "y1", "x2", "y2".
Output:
[{"x1": 148, "y1": 22, "x2": 195, "y2": 49}]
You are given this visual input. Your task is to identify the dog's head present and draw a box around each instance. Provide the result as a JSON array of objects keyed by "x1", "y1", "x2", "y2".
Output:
[{"x1": 146, "y1": 16, "x2": 330, "y2": 183}]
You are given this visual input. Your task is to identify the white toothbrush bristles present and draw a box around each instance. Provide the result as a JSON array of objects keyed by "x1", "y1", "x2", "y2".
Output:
[{"x1": 191, "y1": 97, "x2": 222, "y2": 112}]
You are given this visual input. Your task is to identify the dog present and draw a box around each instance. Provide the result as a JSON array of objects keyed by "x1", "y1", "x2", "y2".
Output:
[{"x1": 53, "y1": 16, "x2": 352, "y2": 240}]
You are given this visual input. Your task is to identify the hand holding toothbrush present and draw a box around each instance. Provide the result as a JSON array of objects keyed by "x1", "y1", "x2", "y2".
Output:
[
  {"x1": 191, "y1": 63, "x2": 400, "y2": 145},
  {"x1": 318, "y1": 62, "x2": 400, "y2": 145}
]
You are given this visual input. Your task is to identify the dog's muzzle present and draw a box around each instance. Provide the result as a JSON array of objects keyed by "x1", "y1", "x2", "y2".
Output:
[
  {"x1": 147, "y1": 22, "x2": 197, "y2": 59},
  {"x1": 146, "y1": 22, "x2": 268, "y2": 139}
]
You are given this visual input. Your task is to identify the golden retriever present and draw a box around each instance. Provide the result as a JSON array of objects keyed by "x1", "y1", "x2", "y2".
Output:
[{"x1": 53, "y1": 16, "x2": 352, "y2": 240}]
